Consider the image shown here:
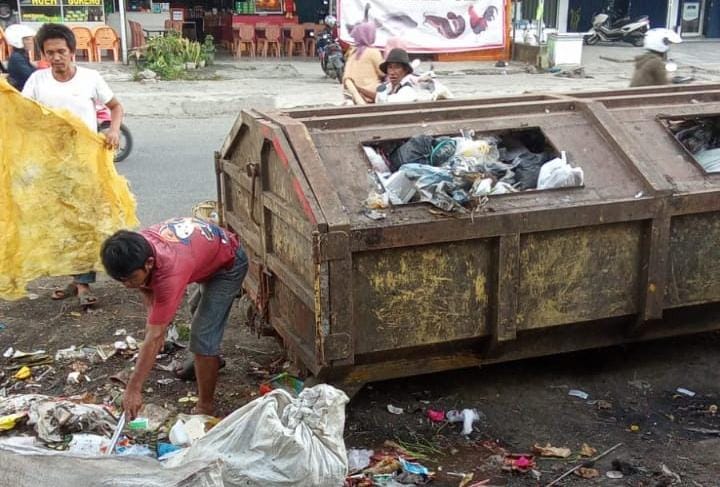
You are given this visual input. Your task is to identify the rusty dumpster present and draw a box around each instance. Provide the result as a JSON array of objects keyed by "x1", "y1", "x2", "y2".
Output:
[{"x1": 214, "y1": 83, "x2": 720, "y2": 393}]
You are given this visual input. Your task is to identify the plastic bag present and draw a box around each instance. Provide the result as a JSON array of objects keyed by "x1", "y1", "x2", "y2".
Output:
[
  {"x1": 537, "y1": 154, "x2": 584, "y2": 189},
  {"x1": 510, "y1": 151, "x2": 550, "y2": 190},
  {"x1": 362, "y1": 146, "x2": 390, "y2": 174},
  {"x1": 164, "y1": 384, "x2": 349, "y2": 487},
  {"x1": 696, "y1": 148, "x2": 720, "y2": 173},
  {"x1": 389, "y1": 135, "x2": 434, "y2": 170},
  {"x1": 383, "y1": 171, "x2": 417, "y2": 204},
  {"x1": 0, "y1": 79, "x2": 138, "y2": 300}
]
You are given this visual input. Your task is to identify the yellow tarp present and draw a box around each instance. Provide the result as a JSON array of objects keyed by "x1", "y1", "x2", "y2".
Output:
[{"x1": 0, "y1": 79, "x2": 139, "y2": 300}]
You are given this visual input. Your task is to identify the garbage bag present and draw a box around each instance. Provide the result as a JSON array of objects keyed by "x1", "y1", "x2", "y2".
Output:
[
  {"x1": 389, "y1": 135, "x2": 435, "y2": 170},
  {"x1": 510, "y1": 151, "x2": 551, "y2": 190},
  {"x1": 537, "y1": 157, "x2": 584, "y2": 190},
  {"x1": 164, "y1": 384, "x2": 349, "y2": 487},
  {"x1": 0, "y1": 80, "x2": 138, "y2": 300}
]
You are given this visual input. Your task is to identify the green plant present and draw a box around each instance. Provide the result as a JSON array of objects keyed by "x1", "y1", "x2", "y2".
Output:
[
  {"x1": 144, "y1": 32, "x2": 187, "y2": 79},
  {"x1": 570, "y1": 7, "x2": 581, "y2": 32}
]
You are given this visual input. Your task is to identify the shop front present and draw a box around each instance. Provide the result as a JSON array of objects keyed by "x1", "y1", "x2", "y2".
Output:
[{"x1": 17, "y1": 0, "x2": 105, "y2": 26}]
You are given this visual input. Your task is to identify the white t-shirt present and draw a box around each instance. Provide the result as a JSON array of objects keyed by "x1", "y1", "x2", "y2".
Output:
[{"x1": 22, "y1": 66, "x2": 114, "y2": 132}]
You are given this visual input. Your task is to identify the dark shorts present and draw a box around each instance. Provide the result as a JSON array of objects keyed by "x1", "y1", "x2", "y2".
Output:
[{"x1": 189, "y1": 246, "x2": 248, "y2": 356}]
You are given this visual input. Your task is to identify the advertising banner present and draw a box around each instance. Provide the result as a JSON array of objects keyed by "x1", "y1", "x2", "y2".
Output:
[{"x1": 338, "y1": 0, "x2": 506, "y2": 53}]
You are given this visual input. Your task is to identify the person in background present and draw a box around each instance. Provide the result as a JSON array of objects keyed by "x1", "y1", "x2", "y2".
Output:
[
  {"x1": 375, "y1": 48, "x2": 418, "y2": 103},
  {"x1": 101, "y1": 218, "x2": 248, "y2": 418},
  {"x1": 6, "y1": 24, "x2": 37, "y2": 91},
  {"x1": 22, "y1": 23, "x2": 124, "y2": 307},
  {"x1": 630, "y1": 28, "x2": 682, "y2": 87},
  {"x1": 342, "y1": 21, "x2": 383, "y2": 104}
]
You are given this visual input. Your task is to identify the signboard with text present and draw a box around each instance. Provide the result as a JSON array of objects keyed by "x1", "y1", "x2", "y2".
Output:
[{"x1": 338, "y1": 0, "x2": 506, "y2": 53}]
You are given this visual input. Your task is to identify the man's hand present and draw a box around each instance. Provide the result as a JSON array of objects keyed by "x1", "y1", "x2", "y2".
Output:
[
  {"x1": 104, "y1": 128, "x2": 121, "y2": 149},
  {"x1": 123, "y1": 386, "x2": 143, "y2": 419}
]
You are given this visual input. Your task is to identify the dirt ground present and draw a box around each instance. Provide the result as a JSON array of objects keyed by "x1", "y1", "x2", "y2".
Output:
[{"x1": 1, "y1": 277, "x2": 719, "y2": 486}]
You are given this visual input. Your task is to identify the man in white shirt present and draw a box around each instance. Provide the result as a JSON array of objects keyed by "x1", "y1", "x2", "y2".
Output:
[{"x1": 22, "y1": 23, "x2": 125, "y2": 307}]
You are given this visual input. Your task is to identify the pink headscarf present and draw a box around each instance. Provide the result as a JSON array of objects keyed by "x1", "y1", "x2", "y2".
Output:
[{"x1": 351, "y1": 21, "x2": 376, "y2": 59}]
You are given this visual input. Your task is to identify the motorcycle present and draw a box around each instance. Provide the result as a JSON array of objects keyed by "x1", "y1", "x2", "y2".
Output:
[
  {"x1": 584, "y1": 13, "x2": 650, "y2": 46},
  {"x1": 96, "y1": 104, "x2": 133, "y2": 163},
  {"x1": 312, "y1": 28, "x2": 345, "y2": 83}
]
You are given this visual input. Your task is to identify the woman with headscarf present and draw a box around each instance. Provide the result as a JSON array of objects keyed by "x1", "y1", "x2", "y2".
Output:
[
  {"x1": 6, "y1": 24, "x2": 38, "y2": 91},
  {"x1": 342, "y1": 21, "x2": 383, "y2": 104}
]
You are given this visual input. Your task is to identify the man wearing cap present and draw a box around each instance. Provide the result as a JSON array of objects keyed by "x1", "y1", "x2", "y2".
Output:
[{"x1": 375, "y1": 48, "x2": 419, "y2": 104}]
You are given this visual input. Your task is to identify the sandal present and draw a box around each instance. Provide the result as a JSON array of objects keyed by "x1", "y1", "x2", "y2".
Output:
[
  {"x1": 51, "y1": 283, "x2": 78, "y2": 300},
  {"x1": 174, "y1": 356, "x2": 226, "y2": 381},
  {"x1": 78, "y1": 293, "x2": 98, "y2": 307}
]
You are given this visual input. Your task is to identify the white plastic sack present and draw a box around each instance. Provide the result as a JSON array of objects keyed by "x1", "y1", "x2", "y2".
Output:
[
  {"x1": 537, "y1": 156, "x2": 584, "y2": 190},
  {"x1": 165, "y1": 384, "x2": 349, "y2": 487}
]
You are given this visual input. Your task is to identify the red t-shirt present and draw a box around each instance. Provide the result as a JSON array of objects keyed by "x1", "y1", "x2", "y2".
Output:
[{"x1": 141, "y1": 217, "x2": 239, "y2": 325}]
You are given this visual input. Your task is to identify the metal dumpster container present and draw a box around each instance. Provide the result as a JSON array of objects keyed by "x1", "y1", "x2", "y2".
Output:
[{"x1": 215, "y1": 83, "x2": 720, "y2": 393}]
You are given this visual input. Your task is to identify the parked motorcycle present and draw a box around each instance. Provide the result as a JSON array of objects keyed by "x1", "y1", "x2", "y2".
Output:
[
  {"x1": 311, "y1": 17, "x2": 344, "y2": 83},
  {"x1": 584, "y1": 13, "x2": 650, "y2": 46},
  {"x1": 96, "y1": 104, "x2": 133, "y2": 163}
]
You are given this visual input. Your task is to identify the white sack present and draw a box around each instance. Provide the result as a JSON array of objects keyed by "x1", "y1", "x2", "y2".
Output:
[{"x1": 537, "y1": 156, "x2": 584, "y2": 190}]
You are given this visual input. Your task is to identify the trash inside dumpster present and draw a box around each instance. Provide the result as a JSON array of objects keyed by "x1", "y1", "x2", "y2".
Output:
[
  {"x1": 363, "y1": 128, "x2": 584, "y2": 212},
  {"x1": 215, "y1": 83, "x2": 720, "y2": 393}
]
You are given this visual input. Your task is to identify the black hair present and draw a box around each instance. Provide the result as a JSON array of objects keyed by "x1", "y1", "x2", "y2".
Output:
[
  {"x1": 101, "y1": 230, "x2": 154, "y2": 281},
  {"x1": 36, "y1": 23, "x2": 76, "y2": 53}
]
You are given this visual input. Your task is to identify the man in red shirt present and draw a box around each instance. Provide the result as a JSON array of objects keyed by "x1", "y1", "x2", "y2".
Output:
[{"x1": 101, "y1": 217, "x2": 248, "y2": 418}]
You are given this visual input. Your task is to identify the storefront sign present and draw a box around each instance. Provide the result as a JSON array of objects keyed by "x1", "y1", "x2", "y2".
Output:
[
  {"x1": 25, "y1": 0, "x2": 59, "y2": 6},
  {"x1": 338, "y1": 0, "x2": 506, "y2": 53},
  {"x1": 64, "y1": 0, "x2": 103, "y2": 5}
]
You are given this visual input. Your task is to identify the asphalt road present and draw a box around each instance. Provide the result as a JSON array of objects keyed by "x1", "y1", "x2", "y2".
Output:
[{"x1": 117, "y1": 116, "x2": 236, "y2": 226}]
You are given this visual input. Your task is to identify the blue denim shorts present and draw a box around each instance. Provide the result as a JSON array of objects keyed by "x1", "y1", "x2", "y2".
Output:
[{"x1": 189, "y1": 246, "x2": 248, "y2": 356}]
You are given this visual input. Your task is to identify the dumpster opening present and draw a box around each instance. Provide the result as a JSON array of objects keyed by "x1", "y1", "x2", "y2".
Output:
[
  {"x1": 362, "y1": 127, "x2": 585, "y2": 212},
  {"x1": 661, "y1": 114, "x2": 720, "y2": 173}
]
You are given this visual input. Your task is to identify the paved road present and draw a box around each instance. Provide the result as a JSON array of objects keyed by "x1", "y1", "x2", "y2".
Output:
[{"x1": 117, "y1": 116, "x2": 235, "y2": 225}]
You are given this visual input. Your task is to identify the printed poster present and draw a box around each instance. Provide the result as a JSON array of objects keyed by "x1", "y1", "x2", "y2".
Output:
[{"x1": 338, "y1": 0, "x2": 506, "y2": 53}]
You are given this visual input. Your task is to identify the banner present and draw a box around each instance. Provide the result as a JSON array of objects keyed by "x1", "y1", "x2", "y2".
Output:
[{"x1": 338, "y1": 0, "x2": 506, "y2": 53}]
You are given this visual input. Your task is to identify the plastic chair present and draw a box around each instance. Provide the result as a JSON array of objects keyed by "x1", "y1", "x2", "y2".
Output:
[
  {"x1": 71, "y1": 26, "x2": 95, "y2": 62},
  {"x1": 284, "y1": 24, "x2": 305, "y2": 57},
  {"x1": 233, "y1": 24, "x2": 255, "y2": 58},
  {"x1": 302, "y1": 22, "x2": 316, "y2": 57},
  {"x1": 93, "y1": 26, "x2": 119, "y2": 63},
  {"x1": 257, "y1": 24, "x2": 280, "y2": 57},
  {"x1": 129, "y1": 20, "x2": 147, "y2": 49}
]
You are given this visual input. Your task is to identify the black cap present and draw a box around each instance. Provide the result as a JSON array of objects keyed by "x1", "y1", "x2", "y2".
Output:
[{"x1": 380, "y1": 48, "x2": 413, "y2": 74}]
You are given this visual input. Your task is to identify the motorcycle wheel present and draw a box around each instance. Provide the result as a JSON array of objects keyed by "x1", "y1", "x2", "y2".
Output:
[
  {"x1": 99, "y1": 121, "x2": 133, "y2": 163},
  {"x1": 331, "y1": 57, "x2": 344, "y2": 84},
  {"x1": 584, "y1": 33, "x2": 599, "y2": 45},
  {"x1": 632, "y1": 35, "x2": 645, "y2": 47}
]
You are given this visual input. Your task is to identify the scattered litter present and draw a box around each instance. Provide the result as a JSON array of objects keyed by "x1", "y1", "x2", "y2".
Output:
[
  {"x1": 114, "y1": 328, "x2": 127, "y2": 336},
  {"x1": 128, "y1": 417, "x2": 150, "y2": 430},
  {"x1": 10, "y1": 349, "x2": 47, "y2": 360},
  {"x1": 387, "y1": 404, "x2": 404, "y2": 415},
  {"x1": 70, "y1": 312, "x2": 82, "y2": 317},
  {"x1": 347, "y1": 448, "x2": 374, "y2": 472},
  {"x1": 580, "y1": 443, "x2": 597, "y2": 457},
  {"x1": 596, "y1": 400, "x2": 613, "y2": 410},
  {"x1": 427, "y1": 409, "x2": 445, "y2": 422},
  {"x1": 157, "y1": 378, "x2": 176, "y2": 385},
  {"x1": 606, "y1": 470, "x2": 624, "y2": 479},
  {"x1": 546, "y1": 442, "x2": 623, "y2": 487},
  {"x1": 269, "y1": 372, "x2": 304, "y2": 395},
  {"x1": 568, "y1": 389, "x2": 589, "y2": 400},
  {"x1": 399, "y1": 458, "x2": 430, "y2": 476},
  {"x1": 532, "y1": 443, "x2": 572, "y2": 458},
  {"x1": 157, "y1": 442, "x2": 182, "y2": 460},
  {"x1": 635, "y1": 191, "x2": 644, "y2": 198},
  {"x1": 27, "y1": 397, "x2": 118, "y2": 442},
  {"x1": 125, "y1": 336, "x2": 139, "y2": 351},
  {"x1": 447, "y1": 409, "x2": 481, "y2": 435},
  {"x1": 684, "y1": 426, "x2": 720, "y2": 435},
  {"x1": 96, "y1": 344, "x2": 117, "y2": 361},
  {"x1": 54, "y1": 346, "x2": 88, "y2": 361},
  {"x1": 68, "y1": 433, "x2": 110, "y2": 456},
  {"x1": 117, "y1": 444, "x2": 155, "y2": 457},
  {"x1": 365, "y1": 457, "x2": 401, "y2": 475},
  {"x1": 0, "y1": 412, "x2": 27, "y2": 431},
  {"x1": 502, "y1": 454, "x2": 536, "y2": 473},
  {"x1": 3, "y1": 347, "x2": 13, "y2": 358},
  {"x1": 575, "y1": 467, "x2": 600, "y2": 479},
  {"x1": 0, "y1": 323, "x2": 5, "y2": 331},
  {"x1": 364, "y1": 209, "x2": 387, "y2": 220},
  {"x1": 27, "y1": 293, "x2": 39, "y2": 300},
  {"x1": 537, "y1": 152, "x2": 584, "y2": 190},
  {"x1": 178, "y1": 394, "x2": 198, "y2": 404},
  {"x1": 630, "y1": 424, "x2": 640, "y2": 432},
  {"x1": 709, "y1": 404, "x2": 718, "y2": 415},
  {"x1": 676, "y1": 387, "x2": 696, "y2": 397},
  {"x1": 66, "y1": 371, "x2": 90, "y2": 384},
  {"x1": 114, "y1": 341, "x2": 128, "y2": 351},
  {"x1": 14, "y1": 366, "x2": 31, "y2": 380},
  {"x1": 661, "y1": 464, "x2": 682, "y2": 483},
  {"x1": 628, "y1": 379, "x2": 652, "y2": 392},
  {"x1": 139, "y1": 403, "x2": 172, "y2": 431}
]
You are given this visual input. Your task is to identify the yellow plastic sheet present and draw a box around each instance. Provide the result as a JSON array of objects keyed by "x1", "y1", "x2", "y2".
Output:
[{"x1": 0, "y1": 79, "x2": 139, "y2": 300}]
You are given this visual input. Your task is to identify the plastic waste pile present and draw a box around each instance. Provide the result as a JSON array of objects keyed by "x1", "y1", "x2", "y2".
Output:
[
  {"x1": 346, "y1": 441, "x2": 434, "y2": 487},
  {"x1": 669, "y1": 116, "x2": 720, "y2": 172},
  {"x1": 0, "y1": 384, "x2": 349, "y2": 487},
  {"x1": 364, "y1": 129, "x2": 584, "y2": 213}
]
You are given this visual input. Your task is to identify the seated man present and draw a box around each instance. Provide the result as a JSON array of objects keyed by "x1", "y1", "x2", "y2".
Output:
[
  {"x1": 375, "y1": 48, "x2": 418, "y2": 104},
  {"x1": 101, "y1": 217, "x2": 248, "y2": 418}
]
